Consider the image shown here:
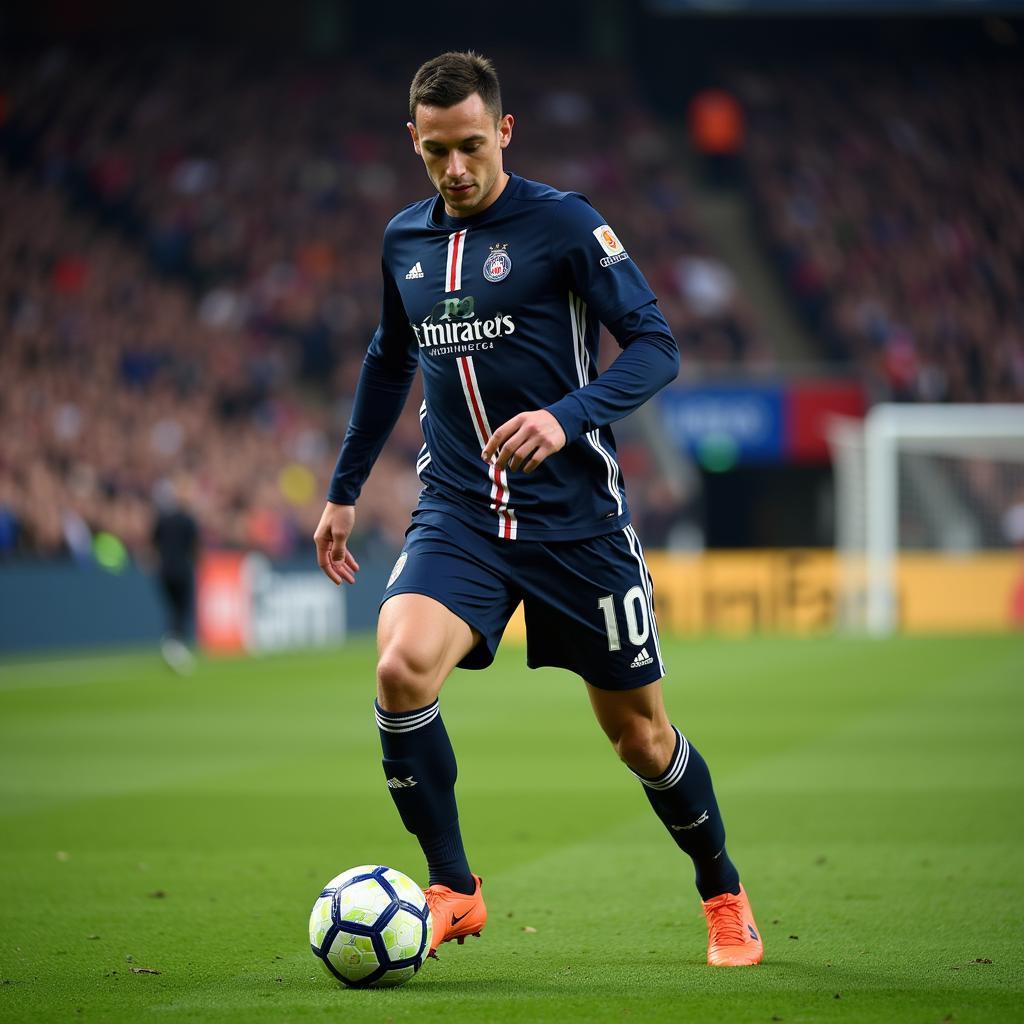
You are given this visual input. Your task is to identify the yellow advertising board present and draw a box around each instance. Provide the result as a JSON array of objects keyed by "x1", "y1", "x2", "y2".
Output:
[
  {"x1": 646, "y1": 550, "x2": 836, "y2": 635},
  {"x1": 895, "y1": 553, "x2": 1024, "y2": 633},
  {"x1": 501, "y1": 550, "x2": 1024, "y2": 639}
]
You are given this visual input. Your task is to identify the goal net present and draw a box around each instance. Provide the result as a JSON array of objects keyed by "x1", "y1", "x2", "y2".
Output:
[{"x1": 829, "y1": 404, "x2": 1024, "y2": 635}]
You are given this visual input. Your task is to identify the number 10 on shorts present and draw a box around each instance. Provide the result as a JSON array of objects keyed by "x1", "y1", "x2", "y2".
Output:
[{"x1": 597, "y1": 588, "x2": 650, "y2": 651}]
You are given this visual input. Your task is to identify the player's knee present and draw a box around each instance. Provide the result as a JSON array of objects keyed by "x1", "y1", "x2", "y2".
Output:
[
  {"x1": 376, "y1": 647, "x2": 438, "y2": 710},
  {"x1": 611, "y1": 718, "x2": 672, "y2": 776}
]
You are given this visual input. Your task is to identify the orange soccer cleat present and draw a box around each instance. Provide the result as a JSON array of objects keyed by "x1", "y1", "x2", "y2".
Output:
[
  {"x1": 702, "y1": 884, "x2": 764, "y2": 967},
  {"x1": 423, "y1": 874, "x2": 487, "y2": 956}
]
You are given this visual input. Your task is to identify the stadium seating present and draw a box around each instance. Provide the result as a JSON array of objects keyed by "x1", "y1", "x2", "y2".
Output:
[{"x1": 735, "y1": 59, "x2": 1024, "y2": 403}]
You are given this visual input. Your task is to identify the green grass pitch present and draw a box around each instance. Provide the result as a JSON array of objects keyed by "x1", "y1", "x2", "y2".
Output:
[{"x1": 1, "y1": 634, "x2": 1022, "y2": 1023}]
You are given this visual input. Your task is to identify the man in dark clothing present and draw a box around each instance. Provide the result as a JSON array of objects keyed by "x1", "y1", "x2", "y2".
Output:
[{"x1": 152, "y1": 480, "x2": 199, "y2": 673}]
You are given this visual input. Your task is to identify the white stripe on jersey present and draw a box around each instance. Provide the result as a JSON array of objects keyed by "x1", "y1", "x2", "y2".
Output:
[
  {"x1": 416, "y1": 401, "x2": 431, "y2": 477},
  {"x1": 416, "y1": 401, "x2": 430, "y2": 475},
  {"x1": 455, "y1": 355, "x2": 516, "y2": 539},
  {"x1": 567, "y1": 292, "x2": 624, "y2": 517},
  {"x1": 569, "y1": 292, "x2": 588, "y2": 391},
  {"x1": 457, "y1": 356, "x2": 487, "y2": 448},
  {"x1": 464, "y1": 356, "x2": 516, "y2": 540},
  {"x1": 446, "y1": 230, "x2": 467, "y2": 292},
  {"x1": 623, "y1": 525, "x2": 665, "y2": 676}
]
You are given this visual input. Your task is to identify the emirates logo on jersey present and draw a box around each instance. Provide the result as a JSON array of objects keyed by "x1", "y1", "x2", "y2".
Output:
[
  {"x1": 483, "y1": 243, "x2": 512, "y2": 283},
  {"x1": 409, "y1": 293, "x2": 517, "y2": 356}
]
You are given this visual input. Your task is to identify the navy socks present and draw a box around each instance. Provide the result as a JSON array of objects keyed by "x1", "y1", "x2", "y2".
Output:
[
  {"x1": 376, "y1": 700, "x2": 734, "y2": 901},
  {"x1": 375, "y1": 699, "x2": 475, "y2": 895},
  {"x1": 631, "y1": 726, "x2": 741, "y2": 901}
]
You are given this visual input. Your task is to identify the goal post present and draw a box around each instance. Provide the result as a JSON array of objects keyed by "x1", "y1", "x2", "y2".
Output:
[{"x1": 829, "y1": 404, "x2": 1024, "y2": 635}]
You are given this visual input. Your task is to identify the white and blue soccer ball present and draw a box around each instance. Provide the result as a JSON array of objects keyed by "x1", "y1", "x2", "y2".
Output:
[{"x1": 309, "y1": 865, "x2": 433, "y2": 988}]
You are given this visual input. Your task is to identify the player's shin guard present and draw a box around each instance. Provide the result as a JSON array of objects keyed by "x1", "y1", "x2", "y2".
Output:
[
  {"x1": 375, "y1": 699, "x2": 475, "y2": 895},
  {"x1": 631, "y1": 726, "x2": 741, "y2": 901}
]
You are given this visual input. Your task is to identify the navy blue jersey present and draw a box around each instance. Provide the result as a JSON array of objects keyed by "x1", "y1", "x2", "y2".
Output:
[{"x1": 329, "y1": 174, "x2": 679, "y2": 541}]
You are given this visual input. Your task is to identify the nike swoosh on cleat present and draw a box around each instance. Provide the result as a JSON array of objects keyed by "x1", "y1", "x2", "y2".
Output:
[{"x1": 451, "y1": 910, "x2": 472, "y2": 926}]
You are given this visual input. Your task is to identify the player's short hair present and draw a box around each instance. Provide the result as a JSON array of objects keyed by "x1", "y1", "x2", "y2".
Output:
[{"x1": 409, "y1": 51, "x2": 502, "y2": 124}]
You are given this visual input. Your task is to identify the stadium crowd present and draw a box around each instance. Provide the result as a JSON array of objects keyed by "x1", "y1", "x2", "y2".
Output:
[
  {"x1": 1, "y1": 47, "x2": 760, "y2": 559},
  {"x1": 737, "y1": 59, "x2": 1024, "y2": 403},
  {"x1": 0, "y1": 168, "x2": 344, "y2": 561}
]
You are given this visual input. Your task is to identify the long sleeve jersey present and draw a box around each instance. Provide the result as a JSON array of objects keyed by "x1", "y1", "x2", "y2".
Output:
[{"x1": 328, "y1": 173, "x2": 680, "y2": 541}]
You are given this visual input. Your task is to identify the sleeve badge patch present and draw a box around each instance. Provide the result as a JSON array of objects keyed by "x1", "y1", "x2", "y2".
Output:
[{"x1": 592, "y1": 225, "x2": 630, "y2": 267}]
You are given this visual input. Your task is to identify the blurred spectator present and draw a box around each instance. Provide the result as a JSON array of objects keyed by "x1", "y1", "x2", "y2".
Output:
[
  {"x1": 152, "y1": 478, "x2": 199, "y2": 674},
  {"x1": 688, "y1": 87, "x2": 745, "y2": 188}
]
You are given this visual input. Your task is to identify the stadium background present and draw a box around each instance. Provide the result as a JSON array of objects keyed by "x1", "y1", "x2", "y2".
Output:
[
  {"x1": 1, "y1": 3, "x2": 1022, "y2": 1022},
  {"x1": 3, "y1": 0, "x2": 1024, "y2": 650}
]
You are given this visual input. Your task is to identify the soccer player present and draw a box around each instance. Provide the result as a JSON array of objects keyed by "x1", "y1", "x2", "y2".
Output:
[{"x1": 314, "y1": 51, "x2": 762, "y2": 968}]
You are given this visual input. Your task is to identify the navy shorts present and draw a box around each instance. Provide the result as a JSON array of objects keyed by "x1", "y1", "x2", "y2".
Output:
[{"x1": 381, "y1": 510, "x2": 665, "y2": 690}]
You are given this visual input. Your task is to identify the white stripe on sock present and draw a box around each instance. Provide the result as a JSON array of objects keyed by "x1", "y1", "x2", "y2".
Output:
[
  {"x1": 374, "y1": 700, "x2": 440, "y2": 734},
  {"x1": 630, "y1": 727, "x2": 690, "y2": 790}
]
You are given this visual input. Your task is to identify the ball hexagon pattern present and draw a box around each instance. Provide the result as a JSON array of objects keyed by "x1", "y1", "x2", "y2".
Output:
[{"x1": 309, "y1": 865, "x2": 432, "y2": 989}]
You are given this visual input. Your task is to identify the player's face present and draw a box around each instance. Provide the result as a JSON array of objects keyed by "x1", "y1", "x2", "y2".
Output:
[{"x1": 408, "y1": 93, "x2": 514, "y2": 218}]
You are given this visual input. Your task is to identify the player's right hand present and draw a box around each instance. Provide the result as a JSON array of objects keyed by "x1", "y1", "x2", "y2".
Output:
[{"x1": 313, "y1": 502, "x2": 360, "y2": 586}]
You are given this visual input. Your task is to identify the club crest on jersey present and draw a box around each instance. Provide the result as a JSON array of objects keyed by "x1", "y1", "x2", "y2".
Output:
[{"x1": 483, "y1": 243, "x2": 512, "y2": 283}]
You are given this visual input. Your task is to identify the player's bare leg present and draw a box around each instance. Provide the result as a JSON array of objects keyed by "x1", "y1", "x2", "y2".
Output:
[
  {"x1": 375, "y1": 593, "x2": 487, "y2": 953},
  {"x1": 587, "y1": 680, "x2": 762, "y2": 966},
  {"x1": 376, "y1": 593, "x2": 476, "y2": 710},
  {"x1": 586, "y1": 678, "x2": 676, "y2": 775}
]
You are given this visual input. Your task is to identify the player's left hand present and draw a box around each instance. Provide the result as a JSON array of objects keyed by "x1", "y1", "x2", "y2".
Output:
[{"x1": 482, "y1": 410, "x2": 567, "y2": 474}]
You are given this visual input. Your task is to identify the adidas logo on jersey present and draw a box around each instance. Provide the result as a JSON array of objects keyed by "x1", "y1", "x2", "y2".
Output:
[
  {"x1": 405, "y1": 262, "x2": 424, "y2": 280},
  {"x1": 386, "y1": 775, "x2": 418, "y2": 789},
  {"x1": 630, "y1": 647, "x2": 654, "y2": 669}
]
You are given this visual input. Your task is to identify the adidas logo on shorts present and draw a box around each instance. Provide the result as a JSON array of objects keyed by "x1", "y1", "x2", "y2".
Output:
[
  {"x1": 405, "y1": 261, "x2": 424, "y2": 280},
  {"x1": 630, "y1": 647, "x2": 654, "y2": 669}
]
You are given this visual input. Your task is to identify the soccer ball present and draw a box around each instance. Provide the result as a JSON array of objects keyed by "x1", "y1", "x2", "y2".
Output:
[{"x1": 309, "y1": 865, "x2": 433, "y2": 988}]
